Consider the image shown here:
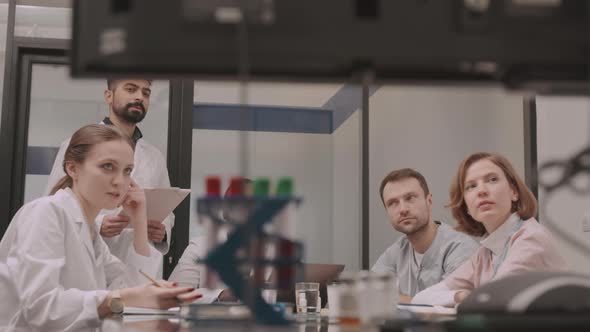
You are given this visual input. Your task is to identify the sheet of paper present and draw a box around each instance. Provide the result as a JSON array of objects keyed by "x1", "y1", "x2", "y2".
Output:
[
  {"x1": 397, "y1": 304, "x2": 457, "y2": 315},
  {"x1": 124, "y1": 306, "x2": 180, "y2": 315},
  {"x1": 144, "y1": 187, "x2": 191, "y2": 221}
]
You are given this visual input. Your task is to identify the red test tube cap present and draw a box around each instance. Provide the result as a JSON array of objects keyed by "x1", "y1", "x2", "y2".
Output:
[
  {"x1": 205, "y1": 176, "x2": 221, "y2": 197},
  {"x1": 226, "y1": 176, "x2": 246, "y2": 197}
]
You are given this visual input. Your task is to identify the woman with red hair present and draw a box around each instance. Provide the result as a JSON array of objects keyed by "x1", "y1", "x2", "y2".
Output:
[{"x1": 413, "y1": 152, "x2": 565, "y2": 306}]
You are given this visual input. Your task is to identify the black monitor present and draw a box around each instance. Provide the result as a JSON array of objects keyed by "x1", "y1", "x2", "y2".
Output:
[{"x1": 72, "y1": 0, "x2": 588, "y2": 92}]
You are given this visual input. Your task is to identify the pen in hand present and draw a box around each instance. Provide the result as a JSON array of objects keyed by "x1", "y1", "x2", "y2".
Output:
[
  {"x1": 139, "y1": 269, "x2": 202, "y2": 304},
  {"x1": 139, "y1": 269, "x2": 168, "y2": 288}
]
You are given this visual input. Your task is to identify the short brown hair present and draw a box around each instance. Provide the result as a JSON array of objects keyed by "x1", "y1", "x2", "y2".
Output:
[
  {"x1": 448, "y1": 152, "x2": 537, "y2": 237},
  {"x1": 379, "y1": 168, "x2": 430, "y2": 205}
]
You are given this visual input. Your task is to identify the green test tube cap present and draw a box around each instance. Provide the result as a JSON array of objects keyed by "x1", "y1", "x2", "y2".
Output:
[
  {"x1": 252, "y1": 177, "x2": 271, "y2": 197},
  {"x1": 275, "y1": 177, "x2": 293, "y2": 196}
]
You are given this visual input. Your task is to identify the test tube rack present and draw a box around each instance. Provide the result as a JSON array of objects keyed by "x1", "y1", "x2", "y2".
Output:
[{"x1": 196, "y1": 196, "x2": 303, "y2": 325}]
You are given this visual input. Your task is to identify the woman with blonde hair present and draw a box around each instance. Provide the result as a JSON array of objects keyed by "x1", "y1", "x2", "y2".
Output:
[
  {"x1": 413, "y1": 152, "x2": 565, "y2": 306},
  {"x1": 0, "y1": 124, "x2": 200, "y2": 331}
]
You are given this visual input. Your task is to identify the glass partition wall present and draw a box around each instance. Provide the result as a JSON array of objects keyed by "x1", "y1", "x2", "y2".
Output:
[
  {"x1": 4, "y1": 1, "x2": 590, "y2": 278},
  {"x1": 190, "y1": 81, "x2": 362, "y2": 270},
  {"x1": 368, "y1": 85, "x2": 527, "y2": 266}
]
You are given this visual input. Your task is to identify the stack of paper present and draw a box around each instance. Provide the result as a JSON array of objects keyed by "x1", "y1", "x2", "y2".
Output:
[
  {"x1": 120, "y1": 187, "x2": 191, "y2": 222},
  {"x1": 124, "y1": 306, "x2": 180, "y2": 316},
  {"x1": 179, "y1": 303, "x2": 251, "y2": 320},
  {"x1": 397, "y1": 304, "x2": 457, "y2": 316},
  {"x1": 144, "y1": 187, "x2": 191, "y2": 221}
]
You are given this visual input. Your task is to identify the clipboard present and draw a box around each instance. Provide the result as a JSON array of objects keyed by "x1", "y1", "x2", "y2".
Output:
[{"x1": 144, "y1": 187, "x2": 191, "y2": 221}]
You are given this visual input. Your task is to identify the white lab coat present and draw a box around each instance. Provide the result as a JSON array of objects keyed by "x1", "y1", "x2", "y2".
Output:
[
  {"x1": 45, "y1": 129, "x2": 174, "y2": 265},
  {"x1": 168, "y1": 235, "x2": 224, "y2": 303},
  {"x1": 0, "y1": 188, "x2": 161, "y2": 331},
  {"x1": 0, "y1": 262, "x2": 18, "y2": 327}
]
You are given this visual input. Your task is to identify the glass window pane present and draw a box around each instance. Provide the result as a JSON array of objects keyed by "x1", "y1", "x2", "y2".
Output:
[
  {"x1": 368, "y1": 85, "x2": 525, "y2": 266},
  {"x1": 191, "y1": 80, "x2": 361, "y2": 270},
  {"x1": 15, "y1": 1, "x2": 71, "y2": 39},
  {"x1": 25, "y1": 64, "x2": 169, "y2": 204},
  {"x1": 536, "y1": 96, "x2": 590, "y2": 274}
]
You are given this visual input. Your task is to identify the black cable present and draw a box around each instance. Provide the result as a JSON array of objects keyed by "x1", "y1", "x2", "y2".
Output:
[
  {"x1": 539, "y1": 145, "x2": 590, "y2": 258},
  {"x1": 538, "y1": 146, "x2": 590, "y2": 194}
]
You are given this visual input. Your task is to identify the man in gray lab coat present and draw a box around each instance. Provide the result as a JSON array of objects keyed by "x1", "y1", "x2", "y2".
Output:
[{"x1": 371, "y1": 168, "x2": 478, "y2": 303}]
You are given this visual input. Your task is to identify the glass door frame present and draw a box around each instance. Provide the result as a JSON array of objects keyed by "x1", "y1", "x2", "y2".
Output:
[
  {"x1": 0, "y1": 38, "x2": 67, "y2": 236},
  {"x1": 0, "y1": 38, "x2": 194, "y2": 278}
]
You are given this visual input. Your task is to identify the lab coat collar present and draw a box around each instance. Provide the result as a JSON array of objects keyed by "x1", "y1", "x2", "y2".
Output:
[
  {"x1": 480, "y1": 212, "x2": 520, "y2": 256},
  {"x1": 58, "y1": 188, "x2": 85, "y2": 224},
  {"x1": 58, "y1": 188, "x2": 97, "y2": 263},
  {"x1": 102, "y1": 117, "x2": 143, "y2": 143}
]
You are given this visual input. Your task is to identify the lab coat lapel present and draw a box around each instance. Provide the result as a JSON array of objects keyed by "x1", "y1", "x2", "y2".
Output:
[
  {"x1": 77, "y1": 222, "x2": 97, "y2": 264},
  {"x1": 60, "y1": 188, "x2": 97, "y2": 264}
]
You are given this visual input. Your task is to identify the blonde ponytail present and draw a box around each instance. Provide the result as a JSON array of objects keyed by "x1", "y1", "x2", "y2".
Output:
[{"x1": 50, "y1": 175, "x2": 73, "y2": 195}]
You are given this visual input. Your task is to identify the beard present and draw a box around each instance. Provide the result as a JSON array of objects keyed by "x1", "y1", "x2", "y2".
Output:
[
  {"x1": 113, "y1": 101, "x2": 146, "y2": 124},
  {"x1": 393, "y1": 212, "x2": 430, "y2": 236}
]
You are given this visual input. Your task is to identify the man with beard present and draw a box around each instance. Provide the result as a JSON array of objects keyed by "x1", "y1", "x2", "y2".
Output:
[
  {"x1": 372, "y1": 168, "x2": 478, "y2": 303},
  {"x1": 45, "y1": 79, "x2": 173, "y2": 273}
]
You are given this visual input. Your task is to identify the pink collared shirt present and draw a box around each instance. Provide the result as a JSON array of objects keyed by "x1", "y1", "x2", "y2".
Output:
[{"x1": 412, "y1": 213, "x2": 566, "y2": 306}]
